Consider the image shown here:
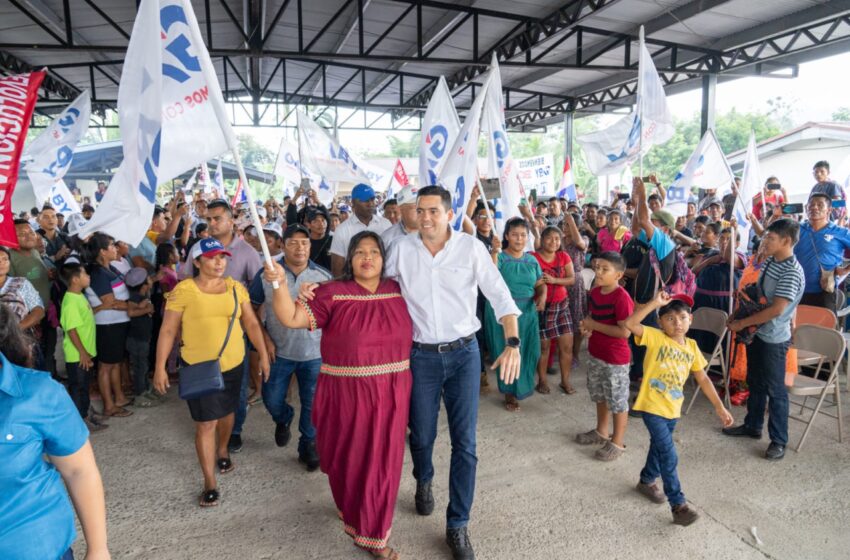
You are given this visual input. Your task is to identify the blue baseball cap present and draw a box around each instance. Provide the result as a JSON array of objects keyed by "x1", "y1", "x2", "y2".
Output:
[
  {"x1": 351, "y1": 183, "x2": 376, "y2": 202},
  {"x1": 191, "y1": 237, "x2": 232, "y2": 260}
]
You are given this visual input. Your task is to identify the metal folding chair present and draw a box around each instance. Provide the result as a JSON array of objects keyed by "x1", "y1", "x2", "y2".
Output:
[{"x1": 685, "y1": 308, "x2": 730, "y2": 413}]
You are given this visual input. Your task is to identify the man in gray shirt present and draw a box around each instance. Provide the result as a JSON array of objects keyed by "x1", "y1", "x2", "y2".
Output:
[{"x1": 249, "y1": 224, "x2": 331, "y2": 470}]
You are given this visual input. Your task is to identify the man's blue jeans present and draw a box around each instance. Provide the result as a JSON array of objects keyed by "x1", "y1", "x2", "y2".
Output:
[
  {"x1": 745, "y1": 337, "x2": 790, "y2": 446},
  {"x1": 409, "y1": 337, "x2": 480, "y2": 529},
  {"x1": 262, "y1": 356, "x2": 320, "y2": 453},
  {"x1": 232, "y1": 338, "x2": 251, "y2": 437},
  {"x1": 640, "y1": 412, "x2": 685, "y2": 507}
]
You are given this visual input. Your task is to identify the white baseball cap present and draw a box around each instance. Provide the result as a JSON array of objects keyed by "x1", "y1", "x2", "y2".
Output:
[{"x1": 396, "y1": 185, "x2": 419, "y2": 205}]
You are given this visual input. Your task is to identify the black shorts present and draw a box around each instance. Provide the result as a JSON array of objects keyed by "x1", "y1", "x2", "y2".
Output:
[
  {"x1": 95, "y1": 322, "x2": 129, "y2": 364},
  {"x1": 186, "y1": 365, "x2": 243, "y2": 422}
]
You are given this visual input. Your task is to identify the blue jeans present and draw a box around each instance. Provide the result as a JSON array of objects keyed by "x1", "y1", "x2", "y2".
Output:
[
  {"x1": 640, "y1": 412, "x2": 685, "y2": 507},
  {"x1": 745, "y1": 337, "x2": 790, "y2": 446},
  {"x1": 409, "y1": 337, "x2": 480, "y2": 529},
  {"x1": 60, "y1": 548, "x2": 74, "y2": 560},
  {"x1": 232, "y1": 338, "x2": 251, "y2": 437},
  {"x1": 262, "y1": 356, "x2": 320, "y2": 453}
]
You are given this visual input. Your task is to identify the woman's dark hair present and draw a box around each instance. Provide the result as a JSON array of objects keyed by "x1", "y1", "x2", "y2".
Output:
[
  {"x1": 0, "y1": 245, "x2": 10, "y2": 259},
  {"x1": 501, "y1": 217, "x2": 529, "y2": 249},
  {"x1": 541, "y1": 226, "x2": 563, "y2": 242},
  {"x1": 341, "y1": 231, "x2": 386, "y2": 281},
  {"x1": 156, "y1": 242, "x2": 176, "y2": 270},
  {"x1": 82, "y1": 232, "x2": 114, "y2": 266},
  {"x1": 0, "y1": 304, "x2": 34, "y2": 367}
]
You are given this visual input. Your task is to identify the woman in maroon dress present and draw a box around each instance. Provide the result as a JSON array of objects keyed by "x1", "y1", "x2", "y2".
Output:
[{"x1": 264, "y1": 230, "x2": 412, "y2": 560}]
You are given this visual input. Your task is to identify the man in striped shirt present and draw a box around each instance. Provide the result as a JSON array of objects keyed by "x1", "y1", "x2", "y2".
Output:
[{"x1": 723, "y1": 219, "x2": 805, "y2": 461}]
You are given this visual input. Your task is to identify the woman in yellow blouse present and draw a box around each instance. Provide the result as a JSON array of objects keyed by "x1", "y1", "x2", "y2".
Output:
[{"x1": 153, "y1": 238, "x2": 269, "y2": 507}]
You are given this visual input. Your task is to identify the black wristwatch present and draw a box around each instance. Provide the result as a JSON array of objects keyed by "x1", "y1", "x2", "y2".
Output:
[{"x1": 505, "y1": 337, "x2": 520, "y2": 349}]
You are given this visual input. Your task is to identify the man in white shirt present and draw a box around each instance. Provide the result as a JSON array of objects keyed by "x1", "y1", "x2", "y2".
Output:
[
  {"x1": 381, "y1": 185, "x2": 419, "y2": 250},
  {"x1": 385, "y1": 186, "x2": 520, "y2": 560},
  {"x1": 329, "y1": 183, "x2": 391, "y2": 276}
]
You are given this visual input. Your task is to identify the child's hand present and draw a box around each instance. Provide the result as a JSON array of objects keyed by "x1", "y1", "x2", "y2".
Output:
[
  {"x1": 716, "y1": 406, "x2": 734, "y2": 427},
  {"x1": 80, "y1": 352, "x2": 94, "y2": 371},
  {"x1": 579, "y1": 318, "x2": 594, "y2": 336},
  {"x1": 653, "y1": 291, "x2": 671, "y2": 307}
]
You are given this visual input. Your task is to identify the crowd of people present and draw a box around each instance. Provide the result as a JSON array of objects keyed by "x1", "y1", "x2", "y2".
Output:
[{"x1": 2, "y1": 158, "x2": 848, "y2": 560}]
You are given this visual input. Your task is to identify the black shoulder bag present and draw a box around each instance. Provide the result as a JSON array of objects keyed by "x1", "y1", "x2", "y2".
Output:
[{"x1": 178, "y1": 288, "x2": 238, "y2": 400}]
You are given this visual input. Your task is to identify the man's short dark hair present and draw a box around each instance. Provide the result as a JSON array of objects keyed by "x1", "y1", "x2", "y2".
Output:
[
  {"x1": 720, "y1": 226, "x2": 740, "y2": 243},
  {"x1": 60, "y1": 262, "x2": 86, "y2": 286},
  {"x1": 474, "y1": 200, "x2": 495, "y2": 215},
  {"x1": 694, "y1": 215, "x2": 710, "y2": 225},
  {"x1": 808, "y1": 191, "x2": 832, "y2": 205},
  {"x1": 647, "y1": 194, "x2": 662, "y2": 203},
  {"x1": 584, "y1": 203, "x2": 598, "y2": 210},
  {"x1": 659, "y1": 299, "x2": 691, "y2": 318},
  {"x1": 765, "y1": 218, "x2": 800, "y2": 245},
  {"x1": 13, "y1": 218, "x2": 30, "y2": 227},
  {"x1": 597, "y1": 251, "x2": 625, "y2": 272},
  {"x1": 383, "y1": 198, "x2": 398, "y2": 208},
  {"x1": 40, "y1": 204, "x2": 54, "y2": 213},
  {"x1": 417, "y1": 185, "x2": 452, "y2": 212},
  {"x1": 153, "y1": 206, "x2": 165, "y2": 218},
  {"x1": 704, "y1": 222, "x2": 721, "y2": 236},
  {"x1": 536, "y1": 201, "x2": 547, "y2": 208},
  {"x1": 206, "y1": 198, "x2": 234, "y2": 216},
  {"x1": 813, "y1": 160, "x2": 830, "y2": 171},
  {"x1": 30, "y1": 207, "x2": 39, "y2": 217}
]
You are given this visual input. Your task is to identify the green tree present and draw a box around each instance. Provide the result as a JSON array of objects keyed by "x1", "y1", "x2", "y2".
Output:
[
  {"x1": 237, "y1": 133, "x2": 274, "y2": 173},
  {"x1": 387, "y1": 133, "x2": 421, "y2": 157},
  {"x1": 833, "y1": 107, "x2": 850, "y2": 122}
]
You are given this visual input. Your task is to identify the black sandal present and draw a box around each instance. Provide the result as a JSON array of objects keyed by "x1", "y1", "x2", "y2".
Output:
[
  {"x1": 217, "y1": 457, "x2": 235, "y2": 474},
  {"x1": 199, "y1": 488, "x2": 219, "y2": 507}
]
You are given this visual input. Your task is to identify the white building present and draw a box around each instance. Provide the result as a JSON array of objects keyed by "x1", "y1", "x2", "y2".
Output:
[{"x1": 727, "y1": 122, "x2": 850, "y2": 203}]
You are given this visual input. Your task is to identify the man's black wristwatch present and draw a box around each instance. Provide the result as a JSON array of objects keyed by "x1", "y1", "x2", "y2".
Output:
[{"x1": 505, "y1": 337, "x2": 520, "y2": 349}]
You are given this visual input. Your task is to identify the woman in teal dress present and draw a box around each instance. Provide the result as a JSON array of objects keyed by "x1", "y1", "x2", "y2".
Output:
[{"x1": 485, "y1": 217, "x2": 546, "y2": 412}]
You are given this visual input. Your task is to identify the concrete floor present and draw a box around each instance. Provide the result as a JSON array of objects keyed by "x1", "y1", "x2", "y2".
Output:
[{"x1": 77, "y1": 358, "x2": 850, "y2": 560}]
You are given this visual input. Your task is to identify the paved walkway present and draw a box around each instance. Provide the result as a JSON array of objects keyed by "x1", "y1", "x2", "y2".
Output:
[{"x1": 78, "y1": 359, "x2": 850, "y2": 559}]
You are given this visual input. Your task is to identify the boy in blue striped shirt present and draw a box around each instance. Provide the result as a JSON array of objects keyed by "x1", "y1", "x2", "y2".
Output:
[{"x1": 723, "y1": 219, "x2": 805, "y2": 461}]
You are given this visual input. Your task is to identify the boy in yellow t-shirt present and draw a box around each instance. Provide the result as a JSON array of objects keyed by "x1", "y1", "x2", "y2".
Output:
[{"x1": 623, "y1": 291, "x2": 733, "y2": 526}]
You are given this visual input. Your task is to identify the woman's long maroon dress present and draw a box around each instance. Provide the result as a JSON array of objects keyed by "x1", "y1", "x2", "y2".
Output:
[{"x1": 299, "y1": 278, "x2": 413, "y2": 551}]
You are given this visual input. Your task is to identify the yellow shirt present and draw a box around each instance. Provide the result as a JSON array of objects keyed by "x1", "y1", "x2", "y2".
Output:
[
  {"x1": 634, "y1": 326, "x2": 707, "y2": 419},
  {"x1": 165, "y1": 277, "x2": 248, "y2": 372},
  {"x1": 146, "y1": 230, "x2": 159, "y2": 243}
]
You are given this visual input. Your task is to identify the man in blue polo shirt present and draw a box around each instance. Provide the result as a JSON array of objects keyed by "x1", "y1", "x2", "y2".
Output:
[
  {"x1": 794, "y1": 192, "x2": 850, "y2": 311},
  {"x1": 249, "y1": 224, "x2": 331, "y2": 471}
]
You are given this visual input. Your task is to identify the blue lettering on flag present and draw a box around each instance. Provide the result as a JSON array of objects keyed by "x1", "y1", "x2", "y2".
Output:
[
  {"x1": 666, "y1": 186, "x2": 687, "y2": 204},
  {"x1": 58, "y1": 107, "x2": 80, "y2": 134},
  {"x1": 138, "y1": 130, "x2": 162, "y2": 204},
  {"x1": 493, "y1": 130, "x2": 509, "y2": 169},
  {"x1": 161, "y1": 5, "x2": 201, "y2": 84},
  {"x1": 451, "y1": 176, "x2": 465, "y2": 230}
]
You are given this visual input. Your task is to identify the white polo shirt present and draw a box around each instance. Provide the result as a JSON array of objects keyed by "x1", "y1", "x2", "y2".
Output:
[{"x1": 329, "y1": 213, "x2": 391, "y2": 257}]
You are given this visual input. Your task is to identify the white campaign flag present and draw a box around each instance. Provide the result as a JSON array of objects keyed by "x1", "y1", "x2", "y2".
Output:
[
  {"x1": 273, "y1": 138, "x2": 309, "y2": 187},
  {"x1": 183, "y1": 168, "x2": 199, "y2": 192},
  {"x1": 79, "y1": 0, "x2": 162, "y2": 243},
  {"x1": 359, "y1": 160, "x2": 391, "y2": 191},
  {"x1": 577, "y1": 26, "x2": 674, "y2": 175},
  {"x1": 212, "y1": 159, "x2": 225, "y2": 198},
  {"x1": 482, "y1": 53, "x2": 525, "y2": 236},
  {"x1": 734, "y1": 131, "x2": 761, "y2": 241},
  {"x1": 81, "y1": 0, "x2": 230, "y2": 244},
  {"x1": 46, "y1": 179, "x2": 81, "y2": 215},
  {"x1": 297, "y1": 110, "x2": 372, "y2": 185},
  {"x1": 665, "y1": 129, "x2": 733, "y2": 217},
  {"x1": 25, "y1": 90, "x2": 91, "y2": 203},
  {"x1": 420, "y1": 76, "x2": 461, "y2": 186},
  {"x1": 438, "y1": 70, "x2": 494, "y2": 231}
]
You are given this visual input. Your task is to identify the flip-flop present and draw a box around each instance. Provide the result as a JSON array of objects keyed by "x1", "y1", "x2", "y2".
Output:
[
  {"x1": 199, "y1": 489, "x2": 220, "y2": 507},
  {"x1": 559, "y1": 384, "x2": 577, "y2": 395},
  {"x1": 103, "y1": 407, "x2": 133, "y2": 417},
  {"x1": 114, "y1": 398, "x2": 135, "y2": 408},
  {"x1": 217, "y1": 457, "x2": 235, "y2": 474},
  {"x1": 535, "y1": 382, "x2": 551, "y2": 395}
]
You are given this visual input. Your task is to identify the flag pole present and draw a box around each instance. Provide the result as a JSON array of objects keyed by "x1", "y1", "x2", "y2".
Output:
[
  {"x1": 638, "y1": 26, "x2": 645, "y2": 179},
  {"x1": 187, "y1": 17, "x2": 278, "y2": 288}
]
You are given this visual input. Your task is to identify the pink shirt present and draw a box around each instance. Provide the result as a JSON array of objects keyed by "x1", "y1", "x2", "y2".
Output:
[{"x1": 597, "y1": 227, "x2": 631, "y2": 253}]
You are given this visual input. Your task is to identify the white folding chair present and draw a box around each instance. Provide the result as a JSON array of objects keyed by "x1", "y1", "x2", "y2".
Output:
[
  {"x1": 685, "y1": 308, "x2": 730, "y2": 413},
  {"x1": 580, "y1": 268, "x2": 594, "y2": 291},
  {"x1": 789, "y1": 325, "x2": 845, "y2": 452}
]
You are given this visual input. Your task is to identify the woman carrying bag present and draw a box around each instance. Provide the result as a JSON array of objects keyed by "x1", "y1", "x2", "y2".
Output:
[{"x1": 153, "y1": 238, "x2": 269, "y2": 507}]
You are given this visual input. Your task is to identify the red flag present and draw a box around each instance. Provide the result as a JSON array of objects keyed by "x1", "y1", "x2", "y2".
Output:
[
  {"x1": 0, "y1": 71, "x2": 45, "y2": 248},
  {"x1": 231, "y1": 179, "x2": 244, "y2": 207},
  {"x1": 392, "y1": 159, "x2": 410, "y2": 187}
]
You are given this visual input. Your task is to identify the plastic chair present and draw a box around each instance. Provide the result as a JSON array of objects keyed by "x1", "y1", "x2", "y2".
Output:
[
  {"x1": 685, "y1": 308, "x2": 730, "y2": 413},
  {"x1": 580, "y1": 268, "x2": 594, "y2": 291},
  {"x1": 789, "y1": 325, "x2": 844, "y2": 451},
  {"x1": 795, "y1": 304, "x2": 837, "y2": 329}
]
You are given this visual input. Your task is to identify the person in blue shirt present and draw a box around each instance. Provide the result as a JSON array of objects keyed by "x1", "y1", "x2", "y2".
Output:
[
  {"x1": 0, "y1": 304, "x2": 109, "y2": 560},
  {"x1": 793, "y1": 192, "x2": 850, "y2": 311}
]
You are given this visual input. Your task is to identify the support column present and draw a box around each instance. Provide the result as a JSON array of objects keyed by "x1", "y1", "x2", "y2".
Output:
[
  {"x1": 700, "y1": 73, "x2": 717, "y2": 135},
  {"x1": 563, "y1": 111, "x2": 574, "y2": 163}
]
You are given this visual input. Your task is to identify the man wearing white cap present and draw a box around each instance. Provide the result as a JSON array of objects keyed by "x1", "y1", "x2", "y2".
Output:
[
  {"x1": 329, "y1": 183, "x2": 391, "y2": 276},
  {"x1": 381, "y1": 185, "x2": 419, "y2": 250}
]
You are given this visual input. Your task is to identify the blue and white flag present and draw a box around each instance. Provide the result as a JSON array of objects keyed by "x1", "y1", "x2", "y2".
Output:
[
  {"x1": 482, "y1": 53, "x2": 525, "y2": 236},
  {"x1": 734, "y1": 131, "x2": 761, "y2": 242},
  {"x1": 81, "y1": 0, "x2": 230, "y2": 244},
  {"x1": 212, "y1": 158, "x2": 225, "y2": 198},
  {"x1": 666, "y1": 129, "x2": 733, "y2": 217},
  {"x1": 577, "y1": 26, "x2": 674, "y2": 176},
  {"x1": 438, "y1": 69, "x2": 494, "y2": 231},
  {"x1": 24, "y1": 90, "x2": 91, "y2": 204},
  {"x1": 420, "y1": 76, "x2": 461, "y2": 187}
]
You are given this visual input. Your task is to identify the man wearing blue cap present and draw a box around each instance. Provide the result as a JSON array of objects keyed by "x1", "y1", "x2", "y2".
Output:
[{"x1": 329, "y1": 183, "x2": 391, "y2": 276}]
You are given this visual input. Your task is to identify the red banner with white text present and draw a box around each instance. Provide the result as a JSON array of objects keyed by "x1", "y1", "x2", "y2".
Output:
[{"x1": 0, "y1": 71, "x2": 45, "y2": 248}]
